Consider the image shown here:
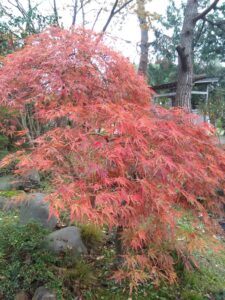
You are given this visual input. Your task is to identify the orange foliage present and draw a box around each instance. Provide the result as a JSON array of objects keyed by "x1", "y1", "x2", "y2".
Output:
[{"x1": 0, "y1": 27, "x2": 224, "y2": 288}]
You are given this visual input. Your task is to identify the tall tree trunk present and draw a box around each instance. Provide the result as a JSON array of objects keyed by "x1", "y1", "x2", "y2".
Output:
[
  {"x1": 175, "y1": 0, "x2": 198, "y2": 110},
  {"x1": 137, "y1": 0, "x2": 149, "y2": 77}
]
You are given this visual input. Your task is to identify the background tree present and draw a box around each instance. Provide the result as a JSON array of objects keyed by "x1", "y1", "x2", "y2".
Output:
[
  {"x1": 150, "y1": 0, "x2": 225, "y2": 110},
  {"x1": 0, "y1": 0, "x2": 55, "y2": 55},
  {"x1": 175, "y1": 0, "x2": 220, "y2": 109}
]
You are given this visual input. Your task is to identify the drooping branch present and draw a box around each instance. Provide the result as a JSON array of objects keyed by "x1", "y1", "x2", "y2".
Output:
[
  {"x1": 102, "y1": 0, "x2": 134, "y2": 33},
  {"x1": 194, "y1": 0, "x2": 220, "y2": 22}
]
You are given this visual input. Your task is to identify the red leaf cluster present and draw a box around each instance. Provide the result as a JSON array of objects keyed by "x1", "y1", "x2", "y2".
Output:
[{"x1": 0, "y1": 27, "x2": 224, "y2": 287}]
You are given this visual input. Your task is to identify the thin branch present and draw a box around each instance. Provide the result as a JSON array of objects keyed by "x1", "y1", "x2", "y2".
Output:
[
  {"x1": 193, "y1": 19, "x2": 206, "y2": 47},
  {"x1": 194, "y1": 0, "x2": 220, "y2": 22},
  {"x1": 114, "y1": 0, "x2": 134, "y2": 14},
  {"x1": 102, "y1": 0, "x2": 118, "y2": 33},
  {"x1": 204, "y1": 17, "x2": 225, "y2": 32},
  {"x1": 102, "y1": 0, "x2": 134, "y2": 33},
  {"x1": 92, "y1": 8, "x2": 103, "y2": 31},
  {"x1": 7, "y1": 0, "x2": 26, "y2": 17},
  {"x1": 7, "y1": 0, "x2": 36, "y2": 33}
]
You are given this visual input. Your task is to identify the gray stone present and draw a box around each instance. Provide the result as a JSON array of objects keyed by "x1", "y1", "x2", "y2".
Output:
[
  {"x1": 0, "y1": 169, "x2": 40, "y2": 192},
  {"x1": 45, "y1": 226, "x2": 87, "y2": 255},
  {"x1": 0, "y1": 196, "x2": 7, "y2": 209},
  {"x1": 15, "y1": 169, "x2": 41, "y2": 191},
  {"x1": 14, "y1": 291, "x2": 30, "y2": 300},
  {"x1": 0, "y1": 195, "x2": 21, "y2": 211},
  {"x1": 32, "y1": 287, "x2": 56, "y2": 300},
  {"x1": 0, "y1": 175, "x2": 15, "y2": 191},
  {"x1": 19, "y1": 193, "x2": 57, "y2": 229}
]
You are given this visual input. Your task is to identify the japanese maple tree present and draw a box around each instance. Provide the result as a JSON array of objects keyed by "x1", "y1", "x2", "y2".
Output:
[{"x1": 0, "y1": 27, "x2": 224, "y2": 289}]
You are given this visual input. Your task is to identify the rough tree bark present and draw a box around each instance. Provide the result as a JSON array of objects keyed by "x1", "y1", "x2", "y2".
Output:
[{"x1": 175, "y1": 0, "x2": 220, "y2": 110}]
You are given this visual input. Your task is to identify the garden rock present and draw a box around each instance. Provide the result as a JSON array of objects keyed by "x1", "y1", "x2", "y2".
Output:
[
  {"x1": 32, "y1": 287, "x2": 56, "y2": 300},
  {"x1": 45, "y1": 226, "x2": 87, "y2": 255},
  {"x1": 15, "y1": 291, "x2": 30, "y2": 300},
  {"x1": 0, "y1": 195, "x2": 21, "y2": 211},
  {"x1": 0, "y1": 196, "x2": 7, "y2": 209},
  {"x1": 19, "y1": 193, "x2": 57, "y2": 229},
  {"x1": 16, "y1": 169, "x2": 40, "y2": 191},
  {"x1": 0, "y1": 175, "x2": 16, "y2": 191}
]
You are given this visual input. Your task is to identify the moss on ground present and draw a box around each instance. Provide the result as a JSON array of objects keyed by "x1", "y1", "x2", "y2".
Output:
[{"x1": 0, "y1": 190, "x2": 22, "y2": 198}]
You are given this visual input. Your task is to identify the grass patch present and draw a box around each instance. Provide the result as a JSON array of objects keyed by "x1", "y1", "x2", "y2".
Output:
[{"x1": 0, "y1": 190, "x2": 22, "y2": 198}]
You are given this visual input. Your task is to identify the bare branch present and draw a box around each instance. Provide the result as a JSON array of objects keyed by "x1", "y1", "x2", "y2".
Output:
[
  {"x1": 194, "y1": 0, "x2": 220, "y2": 22},
  {"x1": 7, "y1": 0, "x2": 27, "y2": 17},
  {"x1": 204, "y1": 17, "x2": 225, "y2": 32},
  {"x1": 102, "y1": 0, "x2": 134, "y2": 33},
  {"x1": 102, "y1": 0, "x2": 119, "y2": 33},
  {"x1": 114, "y1": 0, "x2": 134, "y2": 14},
  {"x1": 92, "y1": 8, "x2": 103, "y2": 31},
  {"x1": 193, "y1": 19, "x2": 206, "y2": 47}
]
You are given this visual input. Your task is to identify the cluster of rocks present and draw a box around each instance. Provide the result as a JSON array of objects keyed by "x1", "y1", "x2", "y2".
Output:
[
  {"x1": 0, "y1": 173, "x2": 87, "y2": 300},
  {"x1": 0, "y1": 169, "x2": 41, "y2": 192}
]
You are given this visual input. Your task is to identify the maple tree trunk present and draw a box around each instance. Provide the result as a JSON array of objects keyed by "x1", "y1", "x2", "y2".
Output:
[
  {"x1": 137, "y1": 0, "x2": 149, "y2": 77},
  {"x1": 175, "y1": 0, "x2": 198, "y2": 110}
]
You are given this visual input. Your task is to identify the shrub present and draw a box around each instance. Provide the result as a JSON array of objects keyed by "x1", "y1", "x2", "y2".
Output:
[
  {"x1": 0, "y1": 27, "x2": 224, "y2": 290},
  {"x1": 0, "y1": 215, "x2": 63, "y2": 299},
  {"x1": 0, "y1": 212, "x2": 97, "y2": 299}
]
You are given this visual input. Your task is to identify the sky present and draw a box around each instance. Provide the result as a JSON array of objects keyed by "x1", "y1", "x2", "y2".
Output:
[
  {"x1": 3, "y1": 0, "x2": 182, "y2": 62},
  {"x1": 106, "y1": 0, "x2": 170, "y2": 63}
]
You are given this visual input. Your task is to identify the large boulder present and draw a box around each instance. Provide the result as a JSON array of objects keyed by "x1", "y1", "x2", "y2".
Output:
[
  {"x1": 0, "y1": 170, "x2": 40, "y2": 192},
  {"x1": 45, "y1": 226, "x2": 87, "y2": 255},
  {"x1": 19, "y1": 193, "x2": 57, "y2": 230},
  {"x1": 32, "y1": 287, "x2": 56, "y2": 300},
  {"x1": 0, "y1": 191, "x2": 26, "y2": 210},
  {"x1": 0, "y1": 175, "x2": 15, "y2": 191},
  {"x1": 15, "y1": 169, "x2": 41, "y2": 191}
]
